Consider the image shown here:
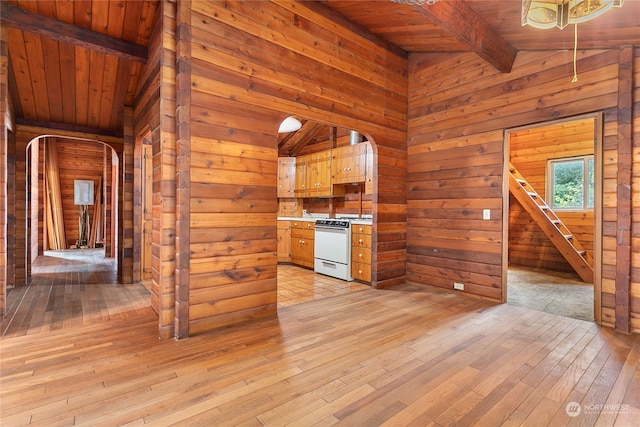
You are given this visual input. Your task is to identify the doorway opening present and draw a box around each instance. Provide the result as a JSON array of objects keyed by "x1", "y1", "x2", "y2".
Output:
[
  {"x1": 276, "y1": 119, "x2": 375, "y2": 309},
  {"x1": 504, "y1": 114, "x2": 602, "y2": 323}
]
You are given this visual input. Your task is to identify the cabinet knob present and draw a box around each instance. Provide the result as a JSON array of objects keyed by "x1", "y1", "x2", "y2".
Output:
[
  {"x1": 358, "y1": 270, "x2": 363, "y2": 274},
  {"x1": 358, "y1": 239, "x2": 363, "y2": 244},
  {"x1": 359, "y1": 253, "x2": 363, "y2": 258}
]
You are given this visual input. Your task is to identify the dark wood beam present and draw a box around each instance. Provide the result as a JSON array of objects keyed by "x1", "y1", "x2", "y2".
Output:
[
  {"x1": 415, "y1": 1, "x2": 517, "y2": 73},
  {"x1": 1, "y1": 3, "x2": 147, "y2": 64},
  {"x1": 16, "y1": 118, "x2": 123, "y2": 138}
]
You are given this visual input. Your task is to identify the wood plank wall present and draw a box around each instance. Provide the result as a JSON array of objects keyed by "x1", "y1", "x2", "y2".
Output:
[
  {"x1": 104, "y1": 147, "x2": 114, "y2": 258},
  {"x1": 29, "y1": 139, "x2": 39, "y2": 261},
  {"x1": 170, "y1": 0, "x2": 407, "y2": 336},
  {"x1": 509, "y1": 118, "x2": 595, "y2": 274},
  {"x1": 118, "y1": 108, "x2": 134, "y2": 284},
  {"x1": 0, "y1": 25, "x2": 7, "y2": 315},
  {"x1": 11, "y1": 125, "x2": 124, "y2": 290},
  {"x1": 53, "y1": 138, "x2": 106, "y2": 248},
  {"x1": 407, "y1": 48, "x2": 638, "y2": 333},
  {"x1": 132, "y1": 2, "x2": 177, "y2": 339}
]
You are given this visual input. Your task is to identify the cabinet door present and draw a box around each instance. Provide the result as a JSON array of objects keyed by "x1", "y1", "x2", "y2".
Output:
[
  {"x1": 315, "y1": 151, "x2": 332, "y2": 196},
  {"x1": 277, "y1": 221, "x2": 291, "y2": 262},
  {"x1": 364, "y1": 142, "x2": 374, "y2": 195},
  {"x1": 277, "y1": 157, "x2": 296, "y2": 198},
  {"x1": 295, "y1": 156, "x2": 308, "y2": 197}
]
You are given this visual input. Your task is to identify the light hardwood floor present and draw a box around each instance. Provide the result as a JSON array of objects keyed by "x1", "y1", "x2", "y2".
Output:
[{"x1": 1, "y1": 251, "x2": 639, "y2": 426}]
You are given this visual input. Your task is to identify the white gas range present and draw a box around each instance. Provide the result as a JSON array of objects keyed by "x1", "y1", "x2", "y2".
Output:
[
  {"x1": 314, "y1": 219, "x2": 353, "y2": 281},
  {"x1": 312, "y1": 216, "x2": 372, "y2": 281}
]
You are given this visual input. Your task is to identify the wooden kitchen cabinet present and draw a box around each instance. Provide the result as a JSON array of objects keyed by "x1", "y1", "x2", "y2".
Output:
[
  {"x1": 277, "y1": 157, "x2": 296, "y2": 198},
  {"x1": 295, "y1": 152, "x2": 339, "y2": 197},
  {"x1": 290, "y1": 221, "x2": 315, "y2": 268},
  {"x1": 332, "y1": 142, "x2": 368, "y2": 184},
  {"x1": 277, "y1": 220, "x2": 291, "y2": 263},
  {"x1": 351, "y1": 224, "x2": 372, "y2": 283},
  {"x1": 364, "y1": 143, "x2": 374, "y2": 195}
]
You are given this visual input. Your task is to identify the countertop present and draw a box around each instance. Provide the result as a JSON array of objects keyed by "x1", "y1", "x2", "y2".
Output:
[{"x1": 277, "y1": 216, "x2": 373, "y2": 225}]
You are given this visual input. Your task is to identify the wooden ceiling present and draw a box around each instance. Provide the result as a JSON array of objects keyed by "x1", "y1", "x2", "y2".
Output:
[
  {"x1": 2, "y1": 0, "x2": 159, "y2": 135},
  {"x1": 2, "y1": 0, "x2": 638, "y2": 143}
]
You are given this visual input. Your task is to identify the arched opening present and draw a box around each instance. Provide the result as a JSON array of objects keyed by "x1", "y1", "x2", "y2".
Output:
[
  {"x1": 275, "y1": 117, "x2": 377, "y2": 309},
  {"x1": 25, "y1": 136, "x2": 120, "y2": 262}
]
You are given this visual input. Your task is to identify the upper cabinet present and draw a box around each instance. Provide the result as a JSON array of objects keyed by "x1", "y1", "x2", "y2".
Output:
[
  {"x1": 295, "y1": 151, "x2": 337, "y2": 198},
  {"x1": 277, "y1": 157, "x2": 296, "y2": 198},
  {"x1": 282, "y1": 141, "x2": 373, "y2": 198},
  {"x1": 332, "y1": 143, "x2": 367, "y2": 184}
]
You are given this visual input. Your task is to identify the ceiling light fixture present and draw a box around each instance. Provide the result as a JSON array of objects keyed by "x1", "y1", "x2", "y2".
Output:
[
  {"x1": 390, "y1": 0, "x2": 438, "y2": 5},
  {"x1": 522, "y1": 0, "x2": 624, "y2": 29},
  {"x1": 278, "y1": 116, "x2": 302, "y2": 133},
  {"x1": 522, "y1": 0, "x2": 624, "y2": 82}
]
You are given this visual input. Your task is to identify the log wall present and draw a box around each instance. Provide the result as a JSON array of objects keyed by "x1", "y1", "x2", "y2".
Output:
[
  {"x1": 0, "y1": 26, "x2": 7, "y2": 315},
  {"x1": 133, "y1": 2, "x2": 176, "y2": 339},
  {"x1": 407, "y1": 47, "x2": 638, "y2": 333},
  {"x1": 11, "y1": 125, "x2": 124, "y2": 291},
  {"x1": 53, "y1": 138, "x2": 106, "y2": 248},
  {"x1": 170, "y1": 0, "x2": 407, "y2": 336},
  {"x1": 509, "y1": 118, "x2": 595, "y2": 274}
]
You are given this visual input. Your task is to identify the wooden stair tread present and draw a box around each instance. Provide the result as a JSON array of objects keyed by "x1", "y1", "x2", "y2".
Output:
[{"x1": 508, "y1": 162, "x2": 593, "y2": 283}]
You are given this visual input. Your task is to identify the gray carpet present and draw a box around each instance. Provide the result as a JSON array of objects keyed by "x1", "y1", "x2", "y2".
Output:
[{"x1": 507, "y1": 267, "x2": 594, "y2": 322}]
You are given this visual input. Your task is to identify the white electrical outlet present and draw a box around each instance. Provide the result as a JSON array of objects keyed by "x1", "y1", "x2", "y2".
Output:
[
  {"x1": 454, "y1": 282, "x2": 465, "y2": 290},
  {"x1": 483, "y1": 209, "x2": 490, "y2": 220}
]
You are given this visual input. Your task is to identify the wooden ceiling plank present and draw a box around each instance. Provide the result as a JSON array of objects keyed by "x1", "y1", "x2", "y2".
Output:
[
  {"x1": 22, "y1": 32, "x2": 50, "y2": 121},
  {"x1": 109, "y1": 59, "x2": 131, "y2": 132},
  {"x1": 54, "y1": 0, "x2": 75, "y2": 24},
  {"x1": 136, "y1": 0, "x2": 161, "y2": 46},
  {"x1": 99, "y1": 55, "x2": 119, "y2": 131},
  {"x1": 72, "y1": 0, "x2": 92, "y2": 30},
  {"x1": 121, "y1": 0, "x2": 144, "y2": 43},
  {"x1": 58, "y1": 42, "x2": 76, "y2": 124},
  {"x1": 87, "y1": 49, "x2": 105, "y2": 129},
  {"x1": 35, "y1": 0, "x2": 57, "y2": 19},
  {"x1": 1, "y1": 3, "x2": 148, "y2": 64},
  {"x1": 74, "y1": 45, "x2": 90, "y2": 125},
  {"x1": 106, "y1": 1, "x2": 126, "y2": 39},
  {"x1": 41, "y1": 37, "x2": 64, "y2": 123},
  {"x1": 6, "y1": 28, "x2": 36, "y2": 120},
  {"x1": 411, "y1": 1, "x2": 516, "y2": 73}
]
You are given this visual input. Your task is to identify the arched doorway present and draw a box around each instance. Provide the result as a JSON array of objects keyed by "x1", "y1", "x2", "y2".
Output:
[{"x1": 25, "y1": 135, "x2": 119, "y2": 267}]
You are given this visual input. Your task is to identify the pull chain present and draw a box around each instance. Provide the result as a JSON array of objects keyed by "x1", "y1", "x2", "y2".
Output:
[{"x1": 571, "y1": 23, "x2": 578, "y2": 83}]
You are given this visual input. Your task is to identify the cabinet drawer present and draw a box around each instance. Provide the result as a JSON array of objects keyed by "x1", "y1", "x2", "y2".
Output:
[
  {"x1": 352, "y1": 224, "x2": 371, "y2": 235},
  {"x1": 351, "y1": 233, "x2": 372, "y2": 249},
  {"x1": 352, "y1": 247, "x2": 371, "y2": 264},
  {"x1": 291, "y1": 221, "x2": 315, "y2": 230},
  {"x1": 351, "y1": 262, "x2": 371, "y2": 282}
]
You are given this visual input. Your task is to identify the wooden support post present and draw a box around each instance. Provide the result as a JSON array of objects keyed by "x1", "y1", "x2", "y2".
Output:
[
  {"x1": 615, "y1": 45, "x2": 633, "y2": 334},
  {"x1": 175, "y1": 0, "x2": 191, "y2": 339}
]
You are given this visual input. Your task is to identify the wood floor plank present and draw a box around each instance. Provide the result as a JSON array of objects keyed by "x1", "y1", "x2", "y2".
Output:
[{"x1": 2, "y1": 251, "x2": 639, "y2": 426}]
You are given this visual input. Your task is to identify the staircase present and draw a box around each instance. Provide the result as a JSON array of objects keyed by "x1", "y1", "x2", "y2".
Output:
[{"x1": 508, "y1": 163, "x2": 593, "y2": 283}]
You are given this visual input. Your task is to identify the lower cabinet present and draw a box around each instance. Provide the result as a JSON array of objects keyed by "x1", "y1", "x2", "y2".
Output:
[
  {"x1": 351, "y1": 224, "x2": 372, "y2": 283},
  {"x1": 290, "y1": 221, "x2": 315, "y2": 268},
  {"x1": 277, "y1": 221, "x2": 291, "y2": 263}
]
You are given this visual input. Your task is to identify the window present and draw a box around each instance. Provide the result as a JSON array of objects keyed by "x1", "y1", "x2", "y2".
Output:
[{"x1": 547, "y1": 156, "x2": 594, "y2": 210}]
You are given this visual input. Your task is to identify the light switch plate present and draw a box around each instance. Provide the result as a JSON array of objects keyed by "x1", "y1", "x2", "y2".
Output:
[{"x1": 483, "y1": 209, "x2": 490, "y2": 220}]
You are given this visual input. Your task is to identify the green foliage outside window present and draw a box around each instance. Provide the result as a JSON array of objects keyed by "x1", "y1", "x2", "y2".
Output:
[{"x1": 550, "y1": 156, "x2": 594, "y2": 210}]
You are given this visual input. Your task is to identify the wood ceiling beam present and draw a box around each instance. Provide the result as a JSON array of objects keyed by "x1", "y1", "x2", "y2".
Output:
[
  {"x1": 1, "y1": 4, "x2": 147, "y2": 64},
  {"x1": 415, "y1": 1, "x2": 517, "y2": 73}
]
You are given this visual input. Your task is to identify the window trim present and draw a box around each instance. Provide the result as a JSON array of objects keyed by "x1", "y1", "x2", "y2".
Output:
[{"x1": 546, "y1": 155, "x2": 594, "y2": 211}]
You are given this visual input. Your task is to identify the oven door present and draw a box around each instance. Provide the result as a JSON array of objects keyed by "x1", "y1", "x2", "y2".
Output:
[{"x1": 314, "y1": 226, "x2": 350, "y2": 264}]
